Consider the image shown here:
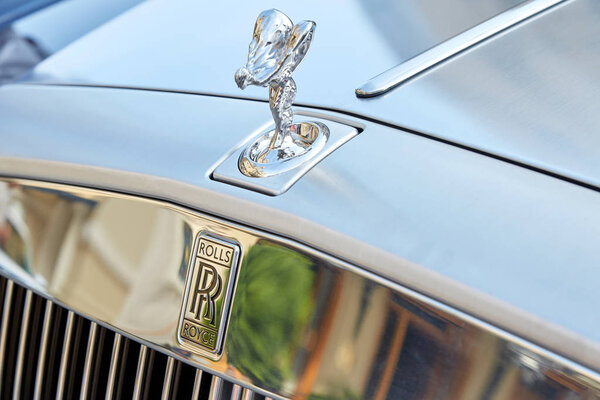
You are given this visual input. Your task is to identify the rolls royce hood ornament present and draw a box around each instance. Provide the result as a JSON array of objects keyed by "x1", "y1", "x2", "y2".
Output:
[{"x1": 235, "y1": 9, "x2": 329, "y2": 178}]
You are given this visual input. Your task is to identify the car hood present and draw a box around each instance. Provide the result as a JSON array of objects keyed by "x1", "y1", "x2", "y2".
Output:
[{"x1": 26, "y1": 0, "x2": 600, "y2": 190}]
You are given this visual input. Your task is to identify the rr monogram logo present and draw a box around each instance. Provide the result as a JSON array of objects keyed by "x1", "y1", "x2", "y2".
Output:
[
  {"x1": 178, "y1": 234, "x2": 239, "y2": 356},
  {"x1": 189, "y1": 263, "x2": 223, "y2": 326}
]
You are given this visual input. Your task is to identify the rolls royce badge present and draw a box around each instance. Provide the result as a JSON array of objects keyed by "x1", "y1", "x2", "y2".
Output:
[{"x1": 177, "y1": 233, "x2": 240, "y2": 358}]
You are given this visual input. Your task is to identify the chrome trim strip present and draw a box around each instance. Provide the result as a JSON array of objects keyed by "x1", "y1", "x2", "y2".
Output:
[
  {"x1": 191, "y1": 369, "x2": 203, "y2": 399},
  {"x1": 33, "y1": 300, "x2": 53, "y2": 400},
  {"x1": 208, "y1": 375, "x2": 223, "y2": 400},
  {"x1": 80, "y1": 322, "x2": 99, "y2": 400},
  {"x1": 132, "y1": 345, "x2": 148, "y2": 400},
  {"x1": 12, "y1": 289, "x2": 32, "y2": 400},
  {"x1": 161, "y1": 357, "x2": 175, "y2": 400},
  {"x1": 55, "y1": 311, "x2": 75, "y2": 400},
  {"x1": 104, "y1": 334, "x2": 122, "y2": 400},
  {"x1": 355, "y1": 0, "x2": 568, "y2": 97},
  {"x1": 0, "y1": 279, "x2": 13, "y2": 393}
]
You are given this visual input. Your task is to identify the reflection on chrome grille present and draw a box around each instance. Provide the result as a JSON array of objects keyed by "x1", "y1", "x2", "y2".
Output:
[{"x1": 0, "y1": 276, "x2": 265, "y2": 400}]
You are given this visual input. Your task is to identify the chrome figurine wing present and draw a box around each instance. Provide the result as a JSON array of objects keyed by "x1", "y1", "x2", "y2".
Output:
[{"x1": 235, "y1": 9, "x2": 315, "y2": 89}]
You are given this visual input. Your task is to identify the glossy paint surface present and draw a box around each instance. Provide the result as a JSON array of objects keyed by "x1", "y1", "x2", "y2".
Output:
[
  {"x1": 26, "y1": 0, "x2": 600, "y2": 190},
  {"x1": 29, "y1": 0, "x2": 524, "y2": 99},
  {"x1": 355, "y1": 0, "x2": 568, "y2": 96},
  {"x1": 0, "y1": 180, "x2": 597, "y2": 399},
  {"x1": 355, "y1": 0, "x2": 600, "y2": 188}
]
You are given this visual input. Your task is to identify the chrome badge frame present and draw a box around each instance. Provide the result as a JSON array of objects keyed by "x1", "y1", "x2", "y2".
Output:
[{"x1": 177, "y1": 233, "x2": 240, "y2": 359}]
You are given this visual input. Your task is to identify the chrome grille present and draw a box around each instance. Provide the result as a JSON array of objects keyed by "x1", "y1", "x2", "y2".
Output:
[{"x1": 0, "y1": 276, "x2": 265, "y2": 400}]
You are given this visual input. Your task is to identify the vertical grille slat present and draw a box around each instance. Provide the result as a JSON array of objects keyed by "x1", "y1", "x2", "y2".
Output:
[
  {"x1": 140, "y1": 348, "x2": 157, "y2": 400},
  {"x1": 65, "y1": 316, "x2": 92, "y2": 399},
  {"x1": 209, "y1": 376, "x2": 224, "y2": 400},
  {"x1": 11, "y1": 289, "x2": 33, "y2": 400},
  {"x1": 192, "y1": 369, "x2": 204, "y2": 399},
  {"x1": 170, "y1": 360, "x2": 183, "y2": 399},
  {"x1": 33, "y1": 300, "x2": 54, "y2": 400},
  {"x1": 171, "y1": 358, "x2": 196, "y2": 399},
  {"x1": 230, "y1": 385, "x2": 243, "y2": 400},
  {"x1": 197, "y1": 370, "x2": 215, "y2": 399},
  {"x1": 43, "y1": 305, "x2": 68, "y2": 399},
  {"x1": 23, "y1": 292, "x2": 46, "y2": 399},
  {"x1": 241, "y1": 388, "x2": 255, "y2": 400},
  {"x1": 104, "y1": 334, "x2": 122, "y2": 400},
  {"x1": 161, "y1": 356, "x2": 176, "y2": 400},
  {"x1": 89, "y1": 327, "x2": 112, "y2": 399},
  {"x1": 2, "y1": 283, "x2": 25, "y2": 399},
  {"x1": 80, "y1": 322, "x2": 99, "y2": 399},
  {"x1": 133, "y1": 345, "x2": 148, "y2": 400},
  {"x1": 0, "y1": 277, "x2": 6, "y2": 322},
  {"x1": 0, "y1": 278, "x2": 14, "y2": 394},
  {"x1": 55, "y1": 310, "x2": 75, "y2": 400},
  {"x1": 142, "y1": 348, "x2": 167, "y2": 399},
  {"x1": 0, "y1": 278, "x2": 264, "y2": 400},
  {"x1": 114, "y1": 338, "x2": 140, "y2": 399}
]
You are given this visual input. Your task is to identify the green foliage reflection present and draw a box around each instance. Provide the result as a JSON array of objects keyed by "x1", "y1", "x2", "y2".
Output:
[{"x1": 227, "y1": 243, "x2": 315, "y2": 390}]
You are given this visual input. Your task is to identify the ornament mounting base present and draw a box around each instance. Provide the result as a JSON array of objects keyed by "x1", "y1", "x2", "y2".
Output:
[
  {"x1": 212, "y1": 114, "x2": 359, "y2": 196},
  {"x1": 239, "y1": 122, "x2": 328, "y2": 178}
]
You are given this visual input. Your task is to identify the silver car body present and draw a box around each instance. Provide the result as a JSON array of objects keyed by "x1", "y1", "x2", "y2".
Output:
[{"x1": 0, "y1": 0, "x2": 599, "y2": 398}]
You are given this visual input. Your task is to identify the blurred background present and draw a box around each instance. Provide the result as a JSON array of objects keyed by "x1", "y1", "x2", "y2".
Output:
[{"x1": 0, "y1": 0, "x2": 143, "y2": 84}]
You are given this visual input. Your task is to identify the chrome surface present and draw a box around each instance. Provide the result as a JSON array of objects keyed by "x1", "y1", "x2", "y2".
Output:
[
  {"x1": 55, "y1": 310, "x2": 74, "y2": 400},
  {"x1": 3, "y1": 85, "x2": 600, "y2": 371},
  {"x1": 161, "y1": 357, "x2": 175, "y2": 400},
  {"x1": 241, "y1": 388, "x2": 254, "y2": 400},
  {"x1": 80, "y1": 321, "x2": 98, "y2": 399},
  {"x1": 209, "y1": 375, "x2": 223, "y2": 400},
  {"x1": 235, "y1": 10, "x2": 325, "y2": 179},
  {"x1": 238, "y1": 121, "x2": 329, "y2": 179},
  {"x1": 12, "y1": 289, "x2": 32, "y2": 400},
  {"x1": 33, "y1": 299, "x2": 52, "y2": 400},
  {"x1": 0, "y1": 179, "x2": 598, "y2": 399},
  {"x1": 132, "y1": 344, "x2": 148, "y2": 399},
  {"x1": 355, "y1": 0, "x2": 567, "y2": 97},
  {"x1": 231, "y1": 384, "x2": 243, "y2": 400},
  {"x1": 214, "y1": 114, "x2": 357, "y2": 195},
  {"x1": 191, "y1": 369, "x2": 203, "y2": 399},
  {"x1": 0, "y1": 279, "x2": 11, "y2": 393},
  {"x1": 104, "y1": 333, "x2": 121, "y2": 400}
]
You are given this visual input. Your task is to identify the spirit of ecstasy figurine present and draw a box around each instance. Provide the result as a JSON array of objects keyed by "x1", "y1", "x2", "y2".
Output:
[{"x1": 235, "y1": 9, "x2": 328, "y2": 178}]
